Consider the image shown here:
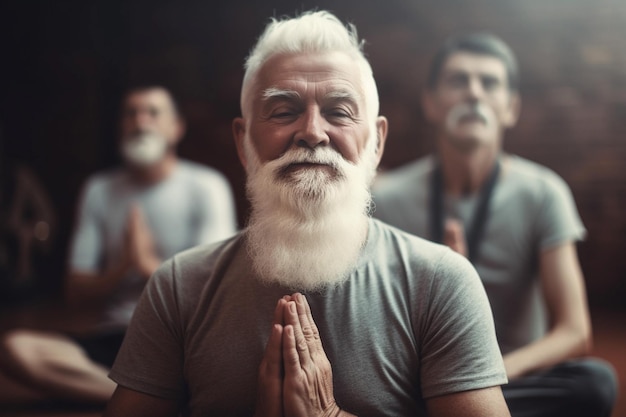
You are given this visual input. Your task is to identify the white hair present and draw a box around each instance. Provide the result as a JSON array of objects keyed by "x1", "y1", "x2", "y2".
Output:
[{"x1": 241, "y1": 10, "x2": 381, "y2": 120}]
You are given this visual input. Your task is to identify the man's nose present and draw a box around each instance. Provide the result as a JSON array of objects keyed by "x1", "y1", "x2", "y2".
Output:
[
  {"x1": 295, "y1": 109, "x2": 330, "y2": 149},
  {"x1": 132, "y1": 111, "x2": 154, "y2": 130},
  {"x1": 466, "y1": 78, "x2": 484, "y2": 102}
]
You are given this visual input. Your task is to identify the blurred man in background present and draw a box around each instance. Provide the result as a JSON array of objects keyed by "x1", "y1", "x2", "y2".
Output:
[
  {"x1": 373, "y1": 33, "x2": 617, "y2": 417},
  {"x1": 0, "y1": 85, "x2": 238, "y2": 405}
]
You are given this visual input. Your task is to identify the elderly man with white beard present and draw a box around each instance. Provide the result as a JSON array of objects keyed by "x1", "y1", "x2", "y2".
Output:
[
  {"x1": 104, "y1": 11, "x2": 511, "y2": 417},
  {"x1": 372, "y1": 33, "x2": 617, "y2": 417},
  {"x1": 0, "y1": 86, "x2": 238, "y2": 406}
]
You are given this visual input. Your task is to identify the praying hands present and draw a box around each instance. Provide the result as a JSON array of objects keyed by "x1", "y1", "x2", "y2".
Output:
[{"x1": 254, "y1": 293, "x2": 356, "y2": 417}]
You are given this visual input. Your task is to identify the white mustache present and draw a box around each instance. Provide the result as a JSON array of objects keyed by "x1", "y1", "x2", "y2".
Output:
[
  {"x1": 445, "y1": 102, "x2": 494, "y2": 131},
  {"x1": 275, "y1": 147, "x2": 347, "y2": 177}
]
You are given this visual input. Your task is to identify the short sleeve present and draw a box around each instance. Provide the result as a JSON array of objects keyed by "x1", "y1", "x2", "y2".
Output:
[
  {"x1": 419, "y1": 249, "x2": 507, "y2": 398},
  {"x1": 535, "y1": 172, "x2": 586, "y2": 250},
  {"x1": 67, "y1": 178, "x2": 104, "y2": 272},
  {"x1": 109, "y1": 258, "x2": 186, "y2": 399}
]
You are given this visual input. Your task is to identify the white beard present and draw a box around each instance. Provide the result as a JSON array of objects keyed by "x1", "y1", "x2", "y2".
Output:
[
  {"x1": 244, "y1": 138, "x2": 378, "y2": 292},
  {"x1": 120, "y1": 131, "x2": 168, "y2": 167}
]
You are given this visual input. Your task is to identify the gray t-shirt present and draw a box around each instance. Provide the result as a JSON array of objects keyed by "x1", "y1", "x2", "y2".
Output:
[
  {"x1": 68, "y1": 160, "x2": 238, "y2": 331},
  {"x1": 110, "y1": 219, "x2": 506, "y2": 417},
  {"x1": 372, "y1": 154, "x2": 586, "y2": 354}
]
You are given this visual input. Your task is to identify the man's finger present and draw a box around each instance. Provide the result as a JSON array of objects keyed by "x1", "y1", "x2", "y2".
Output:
[
  {"x1": 282, "y1": 324, "x2": 302, "y2": 378},
  {"x1": 284, "y1": 301, "x2": 311, "y2": 367},
  {"x1": 263, "y1": 324, "x2": 283, "y2": 378},
  {"x1": 444, "y1": 218, "x2": 467, "y2": 256},
  {"x1": 127, "y1": 204, "x2": 142, "y2": 228},
  {"x1": 256, "y1": 322, "x2": 284, "y2": 417},
  {"x1": 294, "y1": 293, "x2": 323, "y2": 356},
  {"x1": 273, "y1": 298, "x2": 287, "y2": 326}
]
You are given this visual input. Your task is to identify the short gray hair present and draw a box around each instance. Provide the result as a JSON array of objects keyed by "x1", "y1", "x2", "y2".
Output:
[
  {"x1": 240, "y1": 10, "x2": 381, "y2": 119},
  {"x1": 427, "y1": 32, "x2": 519, "y2": 91}
]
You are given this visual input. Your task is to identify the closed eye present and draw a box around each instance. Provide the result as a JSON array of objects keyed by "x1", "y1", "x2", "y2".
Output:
[
  {"x1": 266, "y1": 102, "x2": 302, "y2": 121},
  {"x1": 265, "y1": 108, "x2": 302, "y2": 124},
  {"x1": 445, "y1": 73, "x2": 469, "y2": 89},
  {"x1": 326, "y1": 109, "x2": 352, "y2": 119},
  {"x1": 271, "y1": 111, "x2": 296, "y2": 118},
  {"x1": 323, "y1": 98, "x2": 357, "y2": 122},
  {"x1": 481, "y1": 76, "x2": 501, "y2": 91}
]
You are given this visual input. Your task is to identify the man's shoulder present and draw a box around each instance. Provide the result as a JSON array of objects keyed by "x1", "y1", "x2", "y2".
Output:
[
  {"x1": 505, "y1": 155, "x2": 572, "y2": 194},
  {"x1": 369, "y1": 218, "x2": 453, "y2": 263},
  {"x1": 177, "y1": 160, "x2": 229, "y2": 182},
  {"x1": 156, "y1": 233, "x2": 244, "y2": 281},
  {"x1": 371, "y1": 157, "x2": 433, "y2": 227},
  {"x1": 367, "y1": 219, "x2": 480, "y2": 288},
  {"x1": 80, "y1": 167, "x2": 127, "y2": 196},
  {"x1": 173, "y1": 160, "x2": 234, "y2": 199},
  {"x1": 377, "y1": 156, "x2": 433, "y2": 183},
  {"x1": 373, "y1": 156, "x2": 433, "y2": 198}
]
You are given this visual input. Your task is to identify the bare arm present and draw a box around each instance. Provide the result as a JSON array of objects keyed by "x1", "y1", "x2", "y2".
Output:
[
  {"x1": 503, "y1": 242, "x2": 592, "y2": 379},
  {"x1": 426, "y1": 386, "x2": 511, "y2": 417},
  {"x1": 103, "y1": 386, "x2": 179, "y2": 417},
  {"x1": 64, "y1": 265, "x2": 131, "y2": 306}
]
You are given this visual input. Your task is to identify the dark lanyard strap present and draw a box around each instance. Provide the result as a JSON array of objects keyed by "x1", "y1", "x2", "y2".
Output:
[{"x1": 430, "y1": 157, "x2": 501, "y2": 264}]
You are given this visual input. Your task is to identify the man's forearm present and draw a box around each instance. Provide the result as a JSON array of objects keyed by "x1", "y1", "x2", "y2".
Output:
[
  {"x1": 65, "y1": 260, "x2": 133, "y2": 305},
  {"x1": 503, "y1": 325, "x2": 591, "y2": 379}
]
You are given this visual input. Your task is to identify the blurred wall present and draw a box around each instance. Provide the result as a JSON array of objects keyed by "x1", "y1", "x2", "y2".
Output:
[{"x1": 1, "y1": 0, "x2": 624, "y2": 307}]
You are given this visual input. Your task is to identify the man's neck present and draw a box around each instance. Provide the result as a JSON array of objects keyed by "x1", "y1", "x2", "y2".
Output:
[
  {"x1": 128, "y1": 154, "x2": 178, "y2": 185},
  {"x1": 437, "y1": 141, "x2": 500, "y2": 196}
]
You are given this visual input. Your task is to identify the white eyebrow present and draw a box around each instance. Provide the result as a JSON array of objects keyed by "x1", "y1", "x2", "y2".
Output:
[
  {"x1": 262, "y1": 88, "x2": 300, "y2": 100},
  {"x1": 262, "y1": 88, "x2": 360, "y2": 103},
  {"x1": 323, "y1": 90, "x2": 359, "y2": 102}
]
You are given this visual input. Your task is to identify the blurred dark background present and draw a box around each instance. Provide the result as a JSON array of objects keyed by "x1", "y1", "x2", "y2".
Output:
[{"x1": 0, "y1": 0, "x2": 625, "y2": 309}]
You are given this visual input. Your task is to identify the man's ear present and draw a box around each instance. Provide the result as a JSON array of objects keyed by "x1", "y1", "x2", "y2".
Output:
[
  {"x1": 373, "y1": 116, "x2": 389, "y2": 167},
  {"x1": 232, "y1": 117, "x2": 247, "y2": 168},
  {"x1": 502, "y1": 92, "x2": 521, "y2": 128},
  {"x1": 172, "y1": 117, "x2": 187, "y2": 145}
]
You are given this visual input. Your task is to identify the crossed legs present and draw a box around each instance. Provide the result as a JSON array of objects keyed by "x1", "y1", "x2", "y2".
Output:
[
  {"x1": 503, "y1": 358, "x2": 618, "y2": 417},
  {"x1": 0, "y1": 329, "x2": 117, "y2": 404}
]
